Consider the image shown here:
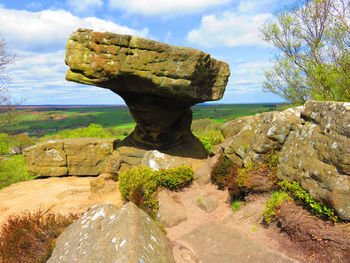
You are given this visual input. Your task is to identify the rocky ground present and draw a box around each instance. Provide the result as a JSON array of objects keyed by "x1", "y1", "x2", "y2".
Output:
[{"x1": 3, "y1": 175, "x2": 346, "y2": 262}]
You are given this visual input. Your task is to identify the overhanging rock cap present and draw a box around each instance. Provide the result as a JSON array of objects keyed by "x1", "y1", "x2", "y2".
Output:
[{"x1": 65, "y1": 28, "x2": 230, "y2": 103}]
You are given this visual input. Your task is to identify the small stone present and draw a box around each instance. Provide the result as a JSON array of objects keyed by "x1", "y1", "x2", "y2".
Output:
[{"x1": 195, "y1": 196, "x2": 218, "y2": 213}]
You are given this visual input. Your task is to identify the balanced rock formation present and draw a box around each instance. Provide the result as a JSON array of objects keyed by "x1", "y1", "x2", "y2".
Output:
[
  {"x1": 48, "y1": 203, "x2": 175, "y2": 263},
  {"x1": 23, "y1": 138, "x2": 118, "y2": 177},
  {"x1": 65, "y1": 28, "x2": 230, "y2": 161},
  {"x1": 218, "y1": 100, "x2": 350, "y2": 220}
]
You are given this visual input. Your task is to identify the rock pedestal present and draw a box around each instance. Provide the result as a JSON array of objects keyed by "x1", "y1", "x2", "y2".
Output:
[{"x1": 65, "y1": 28, "x2": 230, "y2": 161}]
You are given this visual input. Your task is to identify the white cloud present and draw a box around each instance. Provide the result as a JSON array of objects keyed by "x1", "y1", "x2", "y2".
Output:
[
  {"x1": 109, "y1": 0, "x2": 231, "y2": 16},
  {"x1": 0, "y1": 7, "x2": 148, "y2": 52},
  {"x1": 67, "y1": 0, "x2": 103, "y2": 14},
  {"x1": 187, "y1": 11, "x2": 273, "y2": 47}
]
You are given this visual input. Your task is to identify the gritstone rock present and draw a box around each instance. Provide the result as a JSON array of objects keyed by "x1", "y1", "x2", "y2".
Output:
[
  {"x1": 48, "y1": 202, "x2": 175, "y2": 263},
  {"x1": 65, "y1": 28, "x2": 230, "y2": 163},
  {"x1": 278, "y1": 100, "x2": 350, "y2": 220},
  {"x1": 23, "y1": 138, "x2": 117, "y2": 177},
  {"x1": 219, "y1": 100, "x2": 350, "y2": 220}
]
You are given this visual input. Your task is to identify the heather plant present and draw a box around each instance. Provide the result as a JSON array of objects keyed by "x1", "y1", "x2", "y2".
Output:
[
  {"x1": 0, "y1": 209, "x2": 79, "y2": 263},
  {"x1": 210, "y1": 154, "x2": 236, "y2": 190},
  {"x1": 118, "y1": 166, "x2": 194, "y2": 217}
]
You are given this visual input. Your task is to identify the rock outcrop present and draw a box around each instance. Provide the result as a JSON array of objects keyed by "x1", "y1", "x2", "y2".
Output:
[
  {"x1": 23, "y1": 138, "x2": 117, "y2": 177},
  {"x1": 65, "y1": 28, "x2": 230, "y2": 163},
  {"x1": 278, "y1": 101, "x2": 350, "y2": 220},
  {"x1": 48, "y1": 203, "x2": 175, "y2": 263},
  {"x1": 224, "y1": 106, "x2": 303, "y2": 166},
  {"x1": 219, "y1": 100, "x2": 350, "y2": 220}
]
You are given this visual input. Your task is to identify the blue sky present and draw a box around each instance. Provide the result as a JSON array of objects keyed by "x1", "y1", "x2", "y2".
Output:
[{"x1": 0, "y1": 0, "x2": 296, "y2": 105}]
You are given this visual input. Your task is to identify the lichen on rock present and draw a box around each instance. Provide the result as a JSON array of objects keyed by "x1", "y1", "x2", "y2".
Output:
[{"x1": 65, "y1": 28, "x2": 230, "y2": 162}]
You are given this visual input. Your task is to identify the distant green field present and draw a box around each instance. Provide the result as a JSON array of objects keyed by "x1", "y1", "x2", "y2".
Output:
[{"x1": 0, "y1": 103, "x2": 279, "y2": 136}]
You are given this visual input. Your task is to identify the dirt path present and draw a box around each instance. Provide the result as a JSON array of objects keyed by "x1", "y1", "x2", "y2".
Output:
[{"x1": 166, "y1": 182, "x2": 307, "y2": 263}]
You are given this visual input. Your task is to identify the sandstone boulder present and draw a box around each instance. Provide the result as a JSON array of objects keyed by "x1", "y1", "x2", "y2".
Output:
[
  {"x1": 278, "y1": 100, "x2": 350, "y2": 220},
  {"x1": 220, "y1": 101, "x2": 350, "y2": 220},
  {"x1": 48, "y1": 203, "x2": 175, "y2": 263},
  {"x1": 224, "y1": 106, "x2": 303, "y2": 166},
  {"x1": 221, "y1": 115, "x2": 252, "y2": 138},
  {"x1": 23, "y1": 138, "x2": 117, "y2": 177},
  {"x1": 65, "y1": 29, "x2": 230, "y2": 162},
  {"x1": 142, "y1": 150, "x2": 206, "y2": 171}
]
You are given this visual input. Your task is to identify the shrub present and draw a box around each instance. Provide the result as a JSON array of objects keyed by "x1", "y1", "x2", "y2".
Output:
[
  {"x1": 0, "y1": 133, "x2": 10, "y2": 155},
  {"x1": 157, "y1": 166, "x2": 194, "y2": 190},
  {"x1": 210, "y1": 154, "x2": 236, "y2": 190},
  {"x1": 278, "y1": 180, "x2": 338, "y2": 222},
  {"x1": 0, "y1": 155, "x2": 35, "y2": 190},
  {"x1": 10, "y1": 134, "x2": 33, "y2": 152},
  {"x1": 119, "y1": 166, "x2": 194, "y2": 216},
  {"x1": 263, "y1": 191, "x2": 290, "y2": 224},
  {"x1": 264, "y1": 148, "x2": 280, "y2": 169},
  {"x1": 0, "y1": 210, "x2": 79, "y2": 263},
  {"x1": 196, "y1": 130, "x2": 224, "y2": 153},
  {"x1": 40, "y1": 123, "x2": 113, "y2": 141}
]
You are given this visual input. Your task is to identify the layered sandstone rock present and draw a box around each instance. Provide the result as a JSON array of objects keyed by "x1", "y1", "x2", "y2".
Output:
[
  {"x1": 219, "y1": 101, "x2": 350, "y2": 220},
  {"x1": 23, "y1": 138, "x2": 118, "y2": 177},
  {"x1": 65, "y1": 29, "x2": 230, "y2": 159}
]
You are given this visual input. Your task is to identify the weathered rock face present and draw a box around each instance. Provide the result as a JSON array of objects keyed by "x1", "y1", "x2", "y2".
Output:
[
  {"x1": 223, "y1": 106, "x2": 303, "y2": 166},
  {"x1": 278, "y1": 101, "x2": 350, "y2": 220},
  {"x1": 65, "y1": 28, "x2": 229, "y2": 157},
  {"x1": 48, "y1": 203, "x2": 175, "y2": 263},
  {"x1": 23, "y1": 138, "x2": 118, "y2": 177},
  {"x1": 219, "y1": 100, "x2": 350, "y2": 220}
]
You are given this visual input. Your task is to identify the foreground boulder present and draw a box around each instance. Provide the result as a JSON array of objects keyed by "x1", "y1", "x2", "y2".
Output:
[
  {"x1": 48, "y1": 203, "x2": 175, "y2": 263},
  {"x1": 65, "y1": 29, "x2": 230, "y2": 162},
  {"x1": 219, "y1": 100, "x2": 350, "y2": 220},
  {"x1": 23, "y1": 138, "x2": 117, "y2": 177}
]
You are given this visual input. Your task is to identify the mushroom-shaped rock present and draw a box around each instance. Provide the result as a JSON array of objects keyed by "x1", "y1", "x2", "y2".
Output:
[{"x1": 65, "y1": 29, "x2": 230, "y2": 158}]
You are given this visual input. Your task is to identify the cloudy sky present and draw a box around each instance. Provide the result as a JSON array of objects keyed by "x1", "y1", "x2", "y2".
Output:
[{"x1": 1, "y1": 0, "x2": 296, "y2": 105}]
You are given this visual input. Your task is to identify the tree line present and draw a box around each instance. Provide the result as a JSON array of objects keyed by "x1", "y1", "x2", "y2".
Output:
[{"x1": 261, "y1": 0, "x2": 349, "y2": 105}]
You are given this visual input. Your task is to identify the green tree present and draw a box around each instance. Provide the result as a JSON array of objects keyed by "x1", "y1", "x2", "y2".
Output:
[
  {"x1": 0, "y1": 133, "x2": 10, "y2": 155},
  {"x1": 0, "y1": 39, "x2": 16, "y2": 125},
  {"x1": 261, "y1": 0, "x2": 350, "y2": 105}
]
